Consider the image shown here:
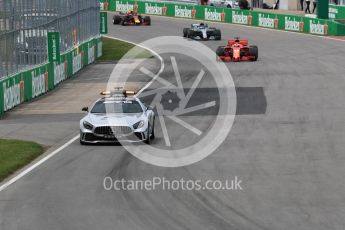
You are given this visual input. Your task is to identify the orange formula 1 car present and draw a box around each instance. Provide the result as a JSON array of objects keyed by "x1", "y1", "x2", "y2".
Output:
[
  {"x1": 216, "y1": 38, "x2": 258, "y2": 62},
  {"x1": 113, "y1": 11, "x2": 151, "y2": 26}
]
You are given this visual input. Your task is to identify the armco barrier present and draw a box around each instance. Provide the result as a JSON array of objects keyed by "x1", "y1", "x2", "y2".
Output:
[
  {"x1": 99, "y1": 0, "x2": 345, "y2": 36},
  {"x1": 0, "y1": 37, "x2": 102, "y2": 115}
]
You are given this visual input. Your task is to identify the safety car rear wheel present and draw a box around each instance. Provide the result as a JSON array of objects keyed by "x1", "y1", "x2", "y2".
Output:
[
  {"x1": 145, "y1": 124, "x2": 151, "y2": 144},
  {"x1": 151, "y1": 118, "x2": 155, "y2": 139}
]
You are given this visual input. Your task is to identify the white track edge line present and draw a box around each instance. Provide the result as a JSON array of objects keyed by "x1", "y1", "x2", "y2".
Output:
[
  {"x1": 102, "y1": 35, "x2": 165, "y2": 94},
  {"x1": 0, "y1": 36, "x2": 164, "y2": 193},
  {"x1": 0, "y1": 135, "x2": 79, "y2": 192}
]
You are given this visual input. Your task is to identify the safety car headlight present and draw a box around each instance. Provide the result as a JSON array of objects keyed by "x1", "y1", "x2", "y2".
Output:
[
  {"x1": 133, "y1": 120, "x2": 145, "y2": 129},
  {"x1": 83, "y1": 121, "x2": 94, "y2": 130}
]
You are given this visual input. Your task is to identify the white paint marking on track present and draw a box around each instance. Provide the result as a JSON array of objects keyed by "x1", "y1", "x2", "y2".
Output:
[
  {"x1": 167, "y1": 116, "x2": 202, "y2": 136},
  {"x1": 0, "y1": 135, "x2": 79, "y2": 193},
  {"x1": 102, "y1": 35, "x2": 165, "y2": 96},
  {"x1": 0, "y1": 36, "x2": 163, "y2": 193}
]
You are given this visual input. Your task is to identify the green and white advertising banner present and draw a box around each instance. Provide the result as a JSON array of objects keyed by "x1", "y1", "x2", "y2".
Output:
[
  {"x1": 47, "y1": 32, "x2": 60, "y2": 63},
  {"x1": 53, "y1": 61, "x2": 68, "y2": 87},
  {"x1": 174, "y1": 5, "x2": 195, "y2": 19},
  {"x1": 31, "y1": 66, "x2": 49, "y2": 99},
  {"x1": 0, "y1": 37, "x2": 102, "y2": 115},
  {"x1": 329, "y1": 4, "x2": 345, "y2": 19},
  {"x1": 88, "y1": 43, "x2": 96, "y2": 65},
  {"x1": 144, "y1": 2, "x2": 166, "y2": 15},
  {"x1": 284, "y1": 16, "x2": 303, "y2": 32},
  {"x1": 204, "y1": 7, "x2": 225, "y2": 22},
  {"x1": 308, "y1": 19, "x2": 328, "y2": 35},
  {"x1": 1, "y1": 75, "x2": 24, "y2": 113},
  {"x1": 100, "y1": 12, "x2": 108, "y2": 34},
  {"x1": 231, "y1": 10, "x2": 251, "y2": 25},
  {"x1": 115, "y1": 1, "x2": 135, "y2": 12},
  {"x1": 72, "y1": 49, "x2": 83, "y2": 75},
  {"x1": 256, "y1": 12, "x2": 278, "y2": 29},
  {"x1": 102, "y1": 0, "x2": 345, "y2": 36}
]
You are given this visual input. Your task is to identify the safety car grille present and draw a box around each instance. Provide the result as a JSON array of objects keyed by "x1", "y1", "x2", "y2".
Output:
[{"x1": 94, "y1": 126, "x2": 132, "y2": 135}]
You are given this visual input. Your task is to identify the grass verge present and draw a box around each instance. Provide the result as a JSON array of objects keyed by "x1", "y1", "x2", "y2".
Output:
[
  {"x1": 0, "y1": 139, "x2": 44, "y2": 182},
  {"x1": 98, "y1": 36, "x2": 154, "y2": 61}
]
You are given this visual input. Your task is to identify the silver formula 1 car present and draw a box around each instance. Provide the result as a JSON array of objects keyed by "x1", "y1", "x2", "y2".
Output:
[
  {"x1": 183, "y1": 23, "x2": 221, "y2": 40},
  {"x1": 80, "y1": 90, "x2": 155, "y2": 145}
]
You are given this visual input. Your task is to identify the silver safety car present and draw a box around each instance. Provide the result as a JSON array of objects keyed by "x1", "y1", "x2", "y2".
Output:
[{"x1": 80, "y1": 89, "x2": 155, "y2": 145}]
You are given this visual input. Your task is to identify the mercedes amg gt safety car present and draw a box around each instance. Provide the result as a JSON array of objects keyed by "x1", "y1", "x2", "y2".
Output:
[
  {"x1": 183, "y1": 23, "x2": 221, "y2": 40},
  {"x1": 80, "y1": 89, "x2": 155, "y2": 145},
  {"x1": 113, "y1": 11, "x2": 151, "y2": 26},
  {"x1": 216, "y1": 37, "x2": 258, "y2": 61}
]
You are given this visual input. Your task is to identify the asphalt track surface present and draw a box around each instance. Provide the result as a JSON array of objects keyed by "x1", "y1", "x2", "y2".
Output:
[{"x1": 1, "y1": 15, "x2": 345, "y2": 230}]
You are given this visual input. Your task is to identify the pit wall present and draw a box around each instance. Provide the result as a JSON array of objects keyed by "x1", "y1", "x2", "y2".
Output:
[
  {"x1": 0, "y1": 37, "x2": 102, "y2": 115},
  {"x1": 100, "y1": 0, "x2": 345, "y2": 36}
]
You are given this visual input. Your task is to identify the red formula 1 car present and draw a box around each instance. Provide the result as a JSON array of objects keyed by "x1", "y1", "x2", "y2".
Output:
[
  {"x1": 113, "y1": 11, "x2": 151, "y2": 26},
  {"x1": 216, "y1": 38, "x2": 258, "y2": 62}
]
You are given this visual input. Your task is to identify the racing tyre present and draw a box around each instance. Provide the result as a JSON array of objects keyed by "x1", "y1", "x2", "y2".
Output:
[
  {"x1": 216, "y1": 46, "x2": 226, "y2": 60},
  {"x1": 214, "y1": 29, "x2": 221, "y2": 40},
  {"x1": 113, "y1": 15, "x2": 121, "y2": 24},
  {"x1": 249, "y1": 45, "x2": 258, "y2": 61},
  {"x1": 121, "y1": 18, "x2": 126, "y2": 26},
  {"x1": 187, "y1": 30, "x2": 194, "y2": 39},
  {"x1": 183, "y1": 28, "x2": 189, "y2": 37},
  {"x1": 145, "y1": 124, "x2": 151, "y2": 144},
  {"x1": 143, "y1": 16, "x2": 151, "y2": 25},
  {"x1": 151, "y1": 119, "x2": 155, "y2": 139}
]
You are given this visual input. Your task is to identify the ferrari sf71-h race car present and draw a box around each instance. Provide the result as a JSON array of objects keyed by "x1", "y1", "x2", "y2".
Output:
[
  {"x1": 113, "y1": 11, "x2": 151, "y2": 26},
  {"x1": 216, "y1": 38, "x2": 258, "y2": 61},
  {"x1": 183, "y1": 23, "x2": 221, "y2": 40},
  {"x1": 80, "y1": 89, "x2": 155, "y2": 145}
]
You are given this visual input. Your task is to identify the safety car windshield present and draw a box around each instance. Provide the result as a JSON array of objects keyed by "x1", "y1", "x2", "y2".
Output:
[{"x1": 91, "y1": 100, "x2": 143, "y2": 114}]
